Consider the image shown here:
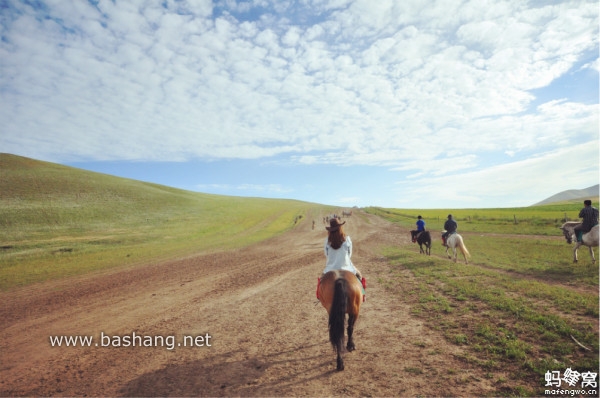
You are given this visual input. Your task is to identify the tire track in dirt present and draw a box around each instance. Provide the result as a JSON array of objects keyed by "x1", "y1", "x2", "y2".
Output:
[{"x1": 0, "y1": 210, "x2": 498, "y2": 396}]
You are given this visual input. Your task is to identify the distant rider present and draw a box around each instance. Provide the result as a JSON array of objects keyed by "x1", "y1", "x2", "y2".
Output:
[
  {"x1": 412, "y1": 215, "x2": 426, "y2": 242},
  {"x1": 574, "y1": 200, "x2": 599, "y2": 242},
  {"x1": 416, "y1": 215, "x2": 425, "y2": 232},
  {"x1": 442, "y1": 214, "x2": 457, "y2": 246}
]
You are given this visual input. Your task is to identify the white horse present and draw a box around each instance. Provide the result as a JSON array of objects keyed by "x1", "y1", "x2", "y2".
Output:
[
  {"x1": 559, "y1": 222, "x2": 599, "y2": 264},
  {"x1": 444, "y1": 232, "x2": 470, "y2": 263}
]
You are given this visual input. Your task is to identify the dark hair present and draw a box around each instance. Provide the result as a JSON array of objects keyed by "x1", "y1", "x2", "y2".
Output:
[
  {"x1": 584, "y1": 200, "x2": 592, "y2": 206},
  {"x1": 328, "y1": 227, "x2": 347, "y2": 250}
]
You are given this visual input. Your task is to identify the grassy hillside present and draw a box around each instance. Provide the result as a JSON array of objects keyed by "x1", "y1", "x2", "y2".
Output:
[
  {"x1": 534, "y1": 184, "x2": 599, "y2": 206},
  {"x1": 0, "y1": 154, "x2": 332, "y2": 290}
]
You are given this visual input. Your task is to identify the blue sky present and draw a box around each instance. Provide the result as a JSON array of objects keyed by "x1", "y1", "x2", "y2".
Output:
[{"x1": 1, "y1": 0, "x2": 598, "y2": 208}]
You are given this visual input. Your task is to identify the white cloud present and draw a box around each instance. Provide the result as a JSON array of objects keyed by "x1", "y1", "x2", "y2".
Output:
[
  {"x1": 392, "y1": 141, "x2": 600, "y2": 208},
  {"x1": 582, "y1": 58, "x2": 600, "y2": 73},
  {"x1": 0, "y1": 0, "x2": 598, "y2": 183}
]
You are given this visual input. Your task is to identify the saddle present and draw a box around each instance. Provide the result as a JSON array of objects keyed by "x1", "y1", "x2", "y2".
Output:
[
  {"x1": 441, "y1": 230, "x2": 456, "y2": 246},
  {"x1": 577, "y1": 224, "x2": 598, "y2": 242},
  {"x1": 411, "y1": 230, "x2": 425, "y2": 242}
]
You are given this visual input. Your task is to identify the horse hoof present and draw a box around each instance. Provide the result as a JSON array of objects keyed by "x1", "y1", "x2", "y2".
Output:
[{"x1": 347, "y1": 344, "x2": 355, "y2": 352}]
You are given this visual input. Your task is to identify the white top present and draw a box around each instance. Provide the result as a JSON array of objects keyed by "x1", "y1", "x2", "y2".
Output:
[{"x1": 323, "y1": 236, "x2": 357, "y2": 274}]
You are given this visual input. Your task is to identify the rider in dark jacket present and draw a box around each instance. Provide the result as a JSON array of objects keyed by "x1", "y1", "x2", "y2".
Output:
[
  {"x1": 442, "y1": 214, "x2": 457, "y2": 246},
  {"x1": 574, "y1": 200, "x2": 599, "y2": 242}
]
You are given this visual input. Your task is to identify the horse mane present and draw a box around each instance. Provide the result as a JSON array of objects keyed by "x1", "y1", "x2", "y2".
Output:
[{"x1": 561, "y1": 221, "x2": 581, "y2": 229}]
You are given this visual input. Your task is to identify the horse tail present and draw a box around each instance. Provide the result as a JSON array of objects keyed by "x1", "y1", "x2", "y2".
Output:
[
  {"x1": 458, "y1": 236, "x2": 470, "y2": 257},
  {"x1": 329, "y1": 278, "x2": 347, "y2": 355}
]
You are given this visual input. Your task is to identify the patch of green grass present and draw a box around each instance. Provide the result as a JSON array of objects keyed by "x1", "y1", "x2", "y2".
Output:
[
  {"x1": 380, "y1": 246, "x2": 598, "y2": 396},
  {"x1": 0, "y1": 154, "x2": 334, "y2": 290},
  {"x1": 404, "y1": 367, "x2": 424, "y2": 374}
]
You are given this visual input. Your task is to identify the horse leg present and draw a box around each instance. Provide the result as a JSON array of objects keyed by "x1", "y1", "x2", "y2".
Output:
[
  {"x1": 346, "y1": 313, "x2": 356, "y2": 352},
  {"x1": 588, "y1": 246, "x2": 595, "y2": 264},
  {"x1": 336, "y1": 351, "x2": 344, "y2": 371},
  {"x1": 453, "y1": 248, "x2": 458, "y2": 263},
  {"x1": 573, "y1": 243, "x2": 581, "y2": 263},
  {"x1": 446, "y1": 246, "x2": 451, "y2": 259}
]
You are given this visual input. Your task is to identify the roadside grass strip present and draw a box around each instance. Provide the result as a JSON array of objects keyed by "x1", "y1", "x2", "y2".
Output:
[
  {"x1": 382, "y1": 248, "x2": 598, "y2": 397},
  {"x1": 465, "y1": 235, "x2": 599, "y2": 287}
]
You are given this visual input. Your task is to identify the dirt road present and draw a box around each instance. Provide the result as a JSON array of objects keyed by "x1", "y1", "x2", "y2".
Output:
[{"x1": 1, "y1": 210, "x2": 497, "y2": 396}]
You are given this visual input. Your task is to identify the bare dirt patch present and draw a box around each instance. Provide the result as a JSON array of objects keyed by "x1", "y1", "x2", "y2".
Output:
[{"x1": 1, "y1": 211, "x2": 499, "y2": 396}]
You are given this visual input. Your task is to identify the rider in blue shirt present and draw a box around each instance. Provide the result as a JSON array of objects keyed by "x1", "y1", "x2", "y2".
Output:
[
  {"x1": 416, "y1": 215, "x2": 425, "y2": 232},
  {"x1": 411, "y1": 215, "x2": 427, "y2": 243}
]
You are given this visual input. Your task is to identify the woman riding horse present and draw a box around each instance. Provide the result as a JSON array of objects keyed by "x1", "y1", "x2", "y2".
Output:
[
  {"x1": 317, "y1": 218, "x2": 366, "y2": 370},
  {"x1": 322, "y1": 218, "x2": 363, "y2": 281}
]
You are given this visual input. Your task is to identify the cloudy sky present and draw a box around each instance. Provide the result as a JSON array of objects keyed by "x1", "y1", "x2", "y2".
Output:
[{"x1": 1, "y1": 0, "x2": 598, "y2": 208}]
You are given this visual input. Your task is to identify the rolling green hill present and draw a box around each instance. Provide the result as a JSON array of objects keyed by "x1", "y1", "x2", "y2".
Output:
[
  {"x1": 0, "y1": 153, "x2": 331, "y2": 290},
  {"x1": 533, "y1": 184, "x2": 599, "y2": 206}
]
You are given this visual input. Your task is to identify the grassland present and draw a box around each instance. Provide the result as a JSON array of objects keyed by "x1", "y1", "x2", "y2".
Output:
[
  {"x1": 2, "y1": 153, "x2": 597, "y2": 395},
  {"x1": 0, "y1": 154, "x2": 333, "y2": 290},
  {"x1": 365, "y1": 206, "x2": 599, "y2": 396},
  {"x1": 364, "y1": 204, "x2": 599, "y2": 235}
]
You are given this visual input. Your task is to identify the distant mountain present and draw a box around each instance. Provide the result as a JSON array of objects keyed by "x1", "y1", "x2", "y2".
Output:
[{"x1": 533, "y1": 184, "x2": 600, "y2": 206}]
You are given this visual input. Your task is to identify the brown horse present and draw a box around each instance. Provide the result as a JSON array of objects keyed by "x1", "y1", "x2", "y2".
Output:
[{"x1": 317, "y1": 269, "x2": 363, "y2": 371}]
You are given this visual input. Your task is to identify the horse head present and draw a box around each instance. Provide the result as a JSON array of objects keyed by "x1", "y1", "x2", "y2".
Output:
[
  {"x1": 559, "y1": 222, "x2": 577, "y2": 244},
  {"x1": 410, "y1": 230, "x2": 417, "y2": 242}
]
